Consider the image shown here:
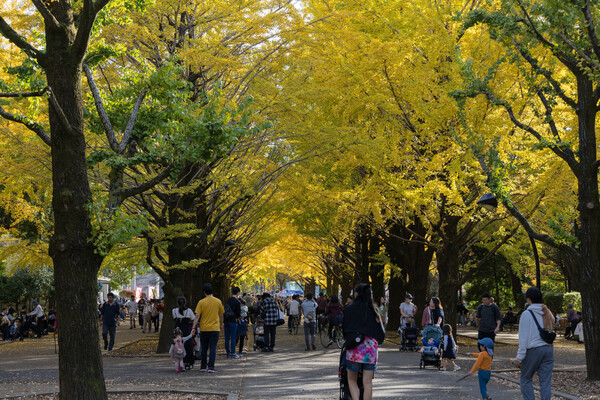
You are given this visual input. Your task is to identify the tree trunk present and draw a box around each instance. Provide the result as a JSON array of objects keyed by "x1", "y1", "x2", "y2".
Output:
[
  {"x1": 507, "y1": 266, "x2": 524, "y2": 308},
  {"x1": 575, "y1": 73, "x2": 600, "y2": 380},
  {"x1": 157, "y1": 280, "x2": 180, "y2": 353},
  {"x1": 369, "y1": 235, "x2": 385, "y2": 300},
  {"x1": 437, "y1": 253, "x2": 460, "y2": 334},
  {"x1": 42, "y1": 15, "x2": 108, "y2": 397}
]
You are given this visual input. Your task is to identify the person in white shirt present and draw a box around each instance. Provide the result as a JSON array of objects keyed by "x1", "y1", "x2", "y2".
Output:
[
  {"x1": 301, "y1": 294, "x2": 318, "y2": 350},
  {"x1": 399, "y1": 293, "x2": 417, "y2": 330},
  {"x1": 513, "y1": 287, "x2": 554, "y2": 400},
  {"x1": 287, "y1": 295, "x2": 301, "y2": 333},
  {"x1": 125, "y1": 296, "x2": 138, "y2": 329},
  {"x1": 28, "y1": 300, "x2": 44, "y2": 338}
]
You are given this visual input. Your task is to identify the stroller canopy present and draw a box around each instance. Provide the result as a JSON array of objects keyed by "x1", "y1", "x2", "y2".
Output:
[{"x1": 421, "y1": 326, "x2": 443, "y2": 342}]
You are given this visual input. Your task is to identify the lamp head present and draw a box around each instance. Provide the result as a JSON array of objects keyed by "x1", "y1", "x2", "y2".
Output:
[{"x1": 477, "y1": 193, "x2": 498, "y2": 212}]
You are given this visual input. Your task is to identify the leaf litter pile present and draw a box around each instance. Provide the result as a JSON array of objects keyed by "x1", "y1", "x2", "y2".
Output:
[{"x1": 491, "y1": 371, "x2": 600, "y2": 400}]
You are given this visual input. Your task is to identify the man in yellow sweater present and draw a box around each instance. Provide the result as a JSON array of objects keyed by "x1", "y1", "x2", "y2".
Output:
[{"x1": 192, "y1": 283, "x2": 224, "y2": 373}]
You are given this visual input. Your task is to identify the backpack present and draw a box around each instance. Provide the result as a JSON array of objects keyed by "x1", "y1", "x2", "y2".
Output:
[
  {"x1": 224, "y1": 303, "x2": 235, "y2": 320},
  {"x1": 173, "y1": 338, "x2": 185, "y2": 357},
  {"x1": 151, "y1": 306, "x2": 159, "y2": 318}
]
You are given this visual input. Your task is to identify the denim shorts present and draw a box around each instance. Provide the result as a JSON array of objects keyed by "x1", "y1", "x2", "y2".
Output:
[{"x1": 345, "y1": 360, "x2": 376, "y2": 372}]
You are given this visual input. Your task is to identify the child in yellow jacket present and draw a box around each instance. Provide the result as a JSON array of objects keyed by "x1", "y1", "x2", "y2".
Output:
[{"x1": 467, "y1": 337, "x2": 494, "y2": 400}]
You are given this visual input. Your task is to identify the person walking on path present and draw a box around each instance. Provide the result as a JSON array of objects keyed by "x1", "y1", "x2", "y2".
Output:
[
  {"x1": 224, "y1": 286, "x2": 242, "y2": 358},
  {"x1": 125, "y1": 295, "x2": 137, "y2": 329},
  {"x1": 316, "y1": 292, "x2": 328, "y2": 333},
  {"x1": 428, "y1": 297, "x2": 444, "y2": 328},
  {"x1": 421, "y1": 302, "x2": 430, "y2": 329},
  {"x1": 100, "y1": 292, "x2": 120, "y2": 351},
  {"x1": 172, "y1": 296, "x2": 195, "y2": 370},
  {"x1": 192, "y1": 283, "x2": 224, "y2": 372},
  {"x1": 466, "y1": 337, "x2": 494, "y2": 400},
  {"x1": 513, "y1": 287, "x2": 554, "y2": 400},
  {"x1": 441, "y1": 324, "x2": 460, "y2": 371},
  {"x1": 342, "y1": 283, "x2": 385, "y2": 400},
  {"x1": 143, "y1": 300, "x2": 154, "y2": 334},
  {"x1": 457, "y1": 302, "x2": 468, "y2": 326},
  {"x1": 400, "y1": 293, "x2": 417, "y2": 329},
  {"x1": 260, "y1": 292, "x2": 279, "y2": 352},
  {"x1": 325, "y1": 295, "x2": 343, "y2": 345},
  {"x1": 170, "y1": 327, "x2": 194, "y2": 373},
  {"x1": 564, "y1": 303, "x2": 579, "y2": 338},
  {"x1": 287, "y1": 295, "x2": 301, "y2": 333},
  {"x1": 476, "y1": 292, "x2": 501, "y2": 341},
  {"x1": 301, "y1": 293, "x2": 318, "y2": 350}
]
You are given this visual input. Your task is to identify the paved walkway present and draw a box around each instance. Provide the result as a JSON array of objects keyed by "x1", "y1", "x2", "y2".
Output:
[{"x1": 0, "y1": 324, "x2": 579, "y2": 399}]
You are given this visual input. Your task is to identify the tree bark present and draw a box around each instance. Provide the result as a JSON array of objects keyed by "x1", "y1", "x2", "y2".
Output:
[
  {"x1": 40, "y1": 9, "x2": 109, "y2": 397},
  {"x1": 574, "y1": 73, "x2": 600, "y2": 379}
]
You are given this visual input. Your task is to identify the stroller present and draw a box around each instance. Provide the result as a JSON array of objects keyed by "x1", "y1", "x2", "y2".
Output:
[
  {"x1": 399, "y1": 316, "x2": 419, "y2": 351},
  {"x1": 419, "y1": 326, "x2": 443, "y2": 370},
  {"x1": 338, "y1": 347, "x2": 364, "y2": 400},
  {"x1": 253, "y1": 317, "x2": 266, "y2": 351}
]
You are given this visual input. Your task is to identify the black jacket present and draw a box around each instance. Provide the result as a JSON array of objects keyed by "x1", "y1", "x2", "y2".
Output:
[
  {"x1": 225, "y1": 296, "x2": 241, "y2": 322},
  {"x1": 342, "y1": 301, "x2": 385, "y2": 344}
]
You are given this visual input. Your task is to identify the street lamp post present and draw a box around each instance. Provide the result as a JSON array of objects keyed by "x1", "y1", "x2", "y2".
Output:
[{"x1": 477, "y1": 193, "x2": 541, "y2": 289}]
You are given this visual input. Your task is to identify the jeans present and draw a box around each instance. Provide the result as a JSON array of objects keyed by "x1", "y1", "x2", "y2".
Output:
[
  {"x1": 200, "y1": 331, "x2": 219, "y2": 369},
  {"x1": 478, "y1": 370, "x2": 490, "y2": 398},
  {"x1": 1, "y1": 324, "x2": 9, "y2": 340},
  {"x1": 224, "y1": 321, "x2": 238, "y2": 355},
  {"x1": 238, "y1": 335, "x2": 246, "y2": 353},
  {"x1": 304, "y1": 322, "x2": 315, "y2": 349},
  {"x1": 264, "y1": 324, "x2": 277, "y2": 349},
  {"x1": 102, "y1": 324, "x2": 116, "y2": 350},
  {"x1": 152, "y1": 316, "x2": 159, "y2": 332},
  {"x1": 520, "y1": 345, "x2": 554, "y2": 400},
  {"x1": 460, "y1": 315, "x2": 465, "y2": 326}
]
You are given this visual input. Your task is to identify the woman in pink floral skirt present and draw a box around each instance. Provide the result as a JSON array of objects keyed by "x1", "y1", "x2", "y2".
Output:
[{"x1": 342, "y1": 283, "x2": 386, "y2": 400}]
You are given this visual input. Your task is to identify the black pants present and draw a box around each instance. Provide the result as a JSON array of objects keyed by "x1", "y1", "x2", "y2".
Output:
[
  {"x1": 238, "y1": 335, "x2": 246, "y2": 353},
  {"x1": 152, "y1": 316, "x2": 159, "y2": 332},
  {"x1": 264, "y1": 324, "x2": 277, "y2": 349},
  {"x1": 478, "y1": 330, "x2": 496, "y2": 342}
]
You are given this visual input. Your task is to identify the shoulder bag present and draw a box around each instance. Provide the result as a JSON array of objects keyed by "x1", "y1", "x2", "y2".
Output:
[{"x1": 528, "y1": 309, "x2": 556, "y2": 345}]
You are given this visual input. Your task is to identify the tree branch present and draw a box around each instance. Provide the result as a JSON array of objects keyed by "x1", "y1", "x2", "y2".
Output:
[
  {"x1": 117, "y1": 166, "x2": 173, "y2": 200},
  {"x1": 83, "y1": 63, "x2": 118, "y2": 151},
  {"x1": 31, "y1": 0, "x2": 62, "y2": 30},
  {"x1": 583, "y1": 0, "x2": 600, "y2": 65},
  {"x1": 47, "y1": 87, "x2": 77, "y2": 135},
  {"x1": 0, "y1": 16, "x2": 44, "y2": 64},
  {"x1": 71, "y1": 0, "x2": 112, "y2": 62},
  {"x1": 0, "y1": 88, "x2": 48, "y2": 98},
  {"x1": 558, "y1": 31, "x2": 600, "y2": 71},
  {"x1": 477, "y1": 155, "x2": 579, "y2": 258},
  {"x1": 0, "y1": 105, "x2": 51, "y2": 146},
  {"x1": 513, "y1": 39, "x2": 577, "y2": 109},
  {"x1": 482, "y1": 90, "x2": 580, "y2": 177},
  {"x1": 120, "y1": 88, "x2": 147, "y2": 153}
]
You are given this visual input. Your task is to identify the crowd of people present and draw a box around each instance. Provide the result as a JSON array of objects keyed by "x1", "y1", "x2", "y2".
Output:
[
  {"x1": 0, "y1": 301, "x2": 56, "y2": 342},
  {"x1": 0, "y1": 283, "x2": 576, "y2": 400}
]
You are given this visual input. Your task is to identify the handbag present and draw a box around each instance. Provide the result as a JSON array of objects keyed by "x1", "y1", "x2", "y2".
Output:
[
  {"x1": 276, "y1": 309, "x2": 285, "y2": 326},
  {"x1": 344, "y1": 332, "x2": 364, "y2": 349},
  {"x1": 528, "y1": 310, "x2": 556, "y2": 344}
]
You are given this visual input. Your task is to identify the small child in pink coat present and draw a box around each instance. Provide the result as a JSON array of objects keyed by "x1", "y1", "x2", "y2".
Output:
[{"x1": 169, "y1": 327, "x2": 193, "y2": 373}]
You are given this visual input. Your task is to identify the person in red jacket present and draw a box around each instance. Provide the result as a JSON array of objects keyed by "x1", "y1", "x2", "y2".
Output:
[{"x1": 325, "y1": 296, "x2": 343, "y2": 346}]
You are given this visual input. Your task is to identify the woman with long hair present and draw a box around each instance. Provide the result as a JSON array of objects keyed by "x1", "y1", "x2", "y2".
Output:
[
  {"x1": 342, "y1": 284, "x2": 385, "y2": 400},
  {"x1": 429, "y1": 297, "x2": 444, "y2": 328},
  {"x1": 172, "y1": 296, "x2": 195, "y2": 369}
]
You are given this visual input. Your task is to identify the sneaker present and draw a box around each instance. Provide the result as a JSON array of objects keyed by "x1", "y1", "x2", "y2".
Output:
[
  {"x1": 327, "y1": 339, "x2": 333, "y2": 347},
  {"x1": 311, "y1": 343, "x2": 316, "y2": 350},
  {"x1": 199, "y1": 368, "x2": 208, "y2": 372},
  {"x1": 129, "y1": 327, "x2": 133, "y2": 329},
  {"x1": 104, "y1": 343, "x2": 108, "y2": 351},
  {"x1": 207, "y1": 368, "x2": 217, "y2": 373},
  {"x1": 233, "y1": 353, "x2": 242, "y2": 358},
  {"x1": 108, "y1": 348, "x2": 113, "y2": 352},
  {"x1": 305, "y1": 348, "x2": 310, "y2": 351},
  {"x1": 454, "y1": 365, "x2": 461, "y2": 372}
]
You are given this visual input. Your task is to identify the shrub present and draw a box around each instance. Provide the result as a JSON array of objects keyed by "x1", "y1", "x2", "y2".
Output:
[
  {"x1": 543, "y1": 292, "x2": 564, "y2": 315},
  {"x1": 563, "y1": 292, "x2": 582, "y2": 312}
]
